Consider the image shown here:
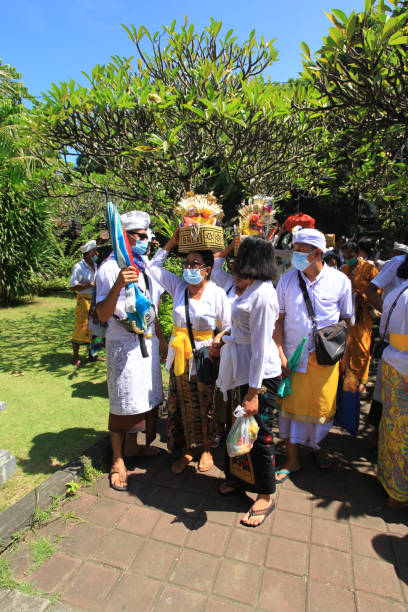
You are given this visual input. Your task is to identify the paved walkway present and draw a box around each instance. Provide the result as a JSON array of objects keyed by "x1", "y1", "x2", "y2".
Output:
[{"x1": 2, "y1": 410, "x2": 408, "y2": 611}]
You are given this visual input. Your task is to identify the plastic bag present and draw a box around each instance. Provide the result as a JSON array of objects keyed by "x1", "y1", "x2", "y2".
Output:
[{"x1": 226, "y1": 406, "x2": 259, "y2": 458}]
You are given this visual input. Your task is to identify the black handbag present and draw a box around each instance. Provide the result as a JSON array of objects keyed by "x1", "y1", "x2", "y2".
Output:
[
  {"x1": 184, "y1": 288, "x2": 219, "y2": 385},
  {"x1": 373, "y1": 286, "x2": 408, "y2": 359},
  {"x1": 298, "y1": 271, "x2": 347, "y2": 366}
]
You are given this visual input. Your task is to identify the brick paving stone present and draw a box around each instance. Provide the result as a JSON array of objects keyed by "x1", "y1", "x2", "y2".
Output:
[
  {"x1": 277, "y1": 489, "x2": 313, "y2": 516},
  {"x1": 61, "y1": 560, "x2": 120, "y2": 610},
  {"x1": 59, "y1": 522, "x2": 109, "y2": 557},
  {"x1": 130, "y1": 540, "x2": 180, "y2": 580},
  {"x1": 353, "y1": 555, "x2": 404, "y2": 601},
  {"x1": 90, "y1": 529, "x2": 144, "y2": 568},
  {"x1": 180, "y1": 468, "x2": 220, "y2": 495},
  {"x1": 169, "y1": 549, "x2": 219, "y2": 593},
  {"x1": 84, "y1": 497, "x2": 128, "y2": 528},
  {"x1": 307, "y1": 580, "x2": 356, "y2": 612},
  {"x1": 6, "y1": 547, "x2": 32, "y2": 579},
  {"x1": 213, "y1": 558, "x2": 261, "y2": 606},
  {"x1": 103, "y1": 573, "x2": 161, "y2": 612},
  {"x1": 271, "y1": 510, "x2": 311, "y2": 543},
  {"x1": 259, "y1": 568, "x2": 306, "y2": 612},
  {"x1": 312, "y1": 499, "x2": 351, "y2": 522},
  {"x1": 152, "y1": 465, "x2": 189, "y2": 489},
  {"x1": 349, "y1": 508, "x2": 387, "y2": 532},
  {"x1": 395, "y1": 565, "x2": 408, "y2": 601},
  {"x1": 205, "y1": 599, "x2": 253, "y2": 611},
  {"x1": 265, "y1": 536, "x2": 308, "y2": 576},
  {"x1": 27, "y1": 553, "x2": 81, "y2": 593},
  {"x1": 151, "y1": 513, "x2": 195, "y2": 545},
  {"x1": 116, "y1": 504, "x2": 160, "y2": 536},
  {"x1": 165, "y1": 490, "x2": 206, "y2": 520},
  {"x1": 154, "y1": 586, "x2": 206, "y2": 611},
  {"x1": 390, "y1": 535, "x2": 408, "y2": 565},
  {"x1": 311, "y1": 517, "x2": 351, "y2": 552},
  {"x1": 135, "y1": 484, "x2": 175, "y2": 511},
  {"x1": 103, "y1": 480, "x2": 143, "y2": 502},
  {"x1": 206, "y1": 495, "x2": 249, "y2": 527},
  {"x1": 351, "y1": 525, "x2": 394, "y2": 562},
  {"x1": 385, "y1": 509, "x2": 408, "y2": 536},
  {"x1": 309, "y1": 544, "x2": 353, "y2": 588},
  {"x1": 187, "y1": 520, "x2": 231, "y2": 556},
  {"x1": 226, "y1": 529, "x2": 268, "y2": 566},
  {"x1": 356, "y1": 591, "x2": 407, "y2": 612},
  {"x1": 62, "y1": 492, "x2": 98, "y2": 516}
]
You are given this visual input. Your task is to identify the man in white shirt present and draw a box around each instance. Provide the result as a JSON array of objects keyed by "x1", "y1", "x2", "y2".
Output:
[
  {"x1": 274, "y1": 228, "x2": 353, "y2": 480},
  {"x1": 69, "y1": 239, "x2": 99, "y2": 367},
  {"x1": 96, "y1": 210, "x2": 166, "y2": 491}
]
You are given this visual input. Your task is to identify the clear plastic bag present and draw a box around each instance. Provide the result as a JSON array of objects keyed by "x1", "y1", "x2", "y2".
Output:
[{"x1": 226, "y1": 406, "x2": 259, "y2": 458}]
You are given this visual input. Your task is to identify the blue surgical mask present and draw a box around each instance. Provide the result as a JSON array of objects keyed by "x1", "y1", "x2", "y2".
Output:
[
  {"x1": 291, "y1": 251, "x2": 311, "y2": 271},
  {"x1": 91, "y1": 255, "x2": 98, "y2": 263},
  {"x1": 183, "y1": 268, "x2": 203, "y2": 285},
  {"x1": 131, "y1": 241, "x2": 148, "y2": 256}
]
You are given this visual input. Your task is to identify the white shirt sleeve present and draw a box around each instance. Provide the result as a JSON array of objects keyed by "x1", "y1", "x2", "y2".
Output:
[
  {"x1": 276, "y1": 276, "x2": 286, "y2": 314},
  {"x1": 248, "y1": 287, "x2": 278, "y2": 388},
  {"x1": 372, "y1": 256, "x2": 403, "y2": 289},
  {"x1": 69, "y1": 262, "x2": 82, "y2": 288},
  {"x1": 211, "y1": 258, "x2": 235, "y2": 293},
  {"x1": 338, "y1": 276, "x2": 353, "y2": 319},
  {"x1": 216, "y1": 286, "x2": 232, "y2": 331},
  {"x1": 147, "y1": 248, "x2": 183, "y2": 297},
  {"x1": 96, "y1": 262, "x2": 119, "y2": 304}
]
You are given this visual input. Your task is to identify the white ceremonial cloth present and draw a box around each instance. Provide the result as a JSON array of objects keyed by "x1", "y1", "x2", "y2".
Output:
[
  {"x1": 381, "y1": 280, "x2": 408, "y2": 376},
  {"x1": 279, "y1": 415, "x2": 333, "y2": 450},
  {"x1": 69, "y1": 259, "x2": 96, "y2": 295},
  {"x1": 217, "y1": 280, "x2": 281, "y2": 398},
  {"x1": 276, "y1": 264, "x2": 353, "y2": 373},
  {"x1": 148, "y1": 248, "x2": 231, "y2": 376},
  {"x1": 372, "y1": 254, "x2": 406, "y2": 299},
  {"x1": 211, "y1": 257, "x2": 236, "y2": 301},
  {"x1": 95, "y1": 255, "x2": 164, "y2": 415}
]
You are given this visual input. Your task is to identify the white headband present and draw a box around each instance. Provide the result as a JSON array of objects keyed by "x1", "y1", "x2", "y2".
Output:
[{"x1": 292, "y1": 227, "x2": 326, "y2": 251}]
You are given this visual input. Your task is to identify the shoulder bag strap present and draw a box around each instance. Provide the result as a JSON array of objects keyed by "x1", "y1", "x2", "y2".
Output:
[
  {"x1": 184, "y1": 287, "x2": 197, "y2": 355},
  {"x1": 380, "y1": 285, "x2": 408, "y2": 340},
  {"x1": 298, "y1": 271, "x2": 318, "y2": 335}
]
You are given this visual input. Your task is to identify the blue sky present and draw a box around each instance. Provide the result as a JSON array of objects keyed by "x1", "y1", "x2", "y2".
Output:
[{"x1": 3, "y1": 0, "x2": 363, "y2": 99}]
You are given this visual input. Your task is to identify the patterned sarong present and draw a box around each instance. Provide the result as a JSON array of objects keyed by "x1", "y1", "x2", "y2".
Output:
[{"x1": 378, "y1": 362, "x2": 408, "y2": 503}]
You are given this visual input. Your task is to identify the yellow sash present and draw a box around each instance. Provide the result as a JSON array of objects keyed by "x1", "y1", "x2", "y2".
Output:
[
  {"x1": 390, "y1": 333, "x2": 408, "y2": 352},
  {"x1": 171, "y1": 326, "x2": 213, "y2": 376}
]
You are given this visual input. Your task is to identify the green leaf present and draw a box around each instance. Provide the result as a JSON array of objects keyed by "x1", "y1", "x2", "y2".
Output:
[
  {"x1": 388, "y1": 34, "x2": 408, "y2": 45},
  {"x1": 332, "y1": 9, "x2": 348, "y2": 24},
  {"x1": 382, "y1": 16, "x2": 398, "y2": 40},
  {"x1": 300, "y1": 41, "x2": 311, "y2": 60}
]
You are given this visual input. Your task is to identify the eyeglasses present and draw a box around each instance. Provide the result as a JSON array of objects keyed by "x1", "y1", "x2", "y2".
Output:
[
  {"x1": 182, "y1": 262, "x2": 207, "y2": 270},
  {"x1": 127, "y1": 231, "x2": 148, "y2": 240}
]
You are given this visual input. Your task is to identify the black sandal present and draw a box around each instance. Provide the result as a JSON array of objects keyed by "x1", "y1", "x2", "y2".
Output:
[{"x1": 240, "y1": 502, "x2": 275, "y2": 528}]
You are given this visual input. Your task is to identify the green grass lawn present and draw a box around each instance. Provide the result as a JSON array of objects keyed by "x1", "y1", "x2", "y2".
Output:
[{"x1": 0, "y1": 295, "x2": 110, "y2": 512}]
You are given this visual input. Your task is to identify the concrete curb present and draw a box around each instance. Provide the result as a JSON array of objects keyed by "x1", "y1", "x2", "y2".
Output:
[{"x1": 0, "y1": 436, "x2": 110, "y2": 553}]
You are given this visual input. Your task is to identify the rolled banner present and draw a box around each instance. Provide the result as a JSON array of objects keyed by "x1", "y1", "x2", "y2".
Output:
[{"x1": 105, "y1": 197, "x2": 152, "y2": 332}]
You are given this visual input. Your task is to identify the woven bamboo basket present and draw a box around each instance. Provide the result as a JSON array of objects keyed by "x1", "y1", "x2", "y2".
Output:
[{"x1": 178, "y1": 225, "x2": 224, "y2": 253}]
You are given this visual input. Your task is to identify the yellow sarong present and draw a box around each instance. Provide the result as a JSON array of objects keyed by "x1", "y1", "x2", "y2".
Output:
[
  {"x1": 72, "y1": 294, "x2": 92, "y2": 344},
  {"x1": 279, "y1": 352, "x2": 339, "y2": 424},
  {"x1": 171, "y1": 326, "x2": 213, "y2": 376}
]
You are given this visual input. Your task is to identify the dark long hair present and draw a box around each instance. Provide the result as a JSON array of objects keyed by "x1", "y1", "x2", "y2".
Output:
[
  {"x1": 397, "y1": 254, "x2": 408, "y2": 280},
  {"x1": 232, "y1": 236, "x2": 277, "y2": 282}
]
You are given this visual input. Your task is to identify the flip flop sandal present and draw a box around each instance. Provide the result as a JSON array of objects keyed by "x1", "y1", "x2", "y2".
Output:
[
  {"x1": 313, "y1": 453, "x2": 333, "y2": 472},
  {"x1": 275, "y1": 468, "x2": 301, "y2": 484},
  {"x1": 109, "y1": 469, "x2": 128, "y2": 492},
  {"x1": 240, "y1": 502, "x2": 275, "y2": 528}
]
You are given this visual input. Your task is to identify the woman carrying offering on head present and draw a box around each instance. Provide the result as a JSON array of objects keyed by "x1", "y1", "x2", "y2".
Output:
[
  {"x1": 216, "y1": 236, "x2": 281, "y2": 528},
  {"x1": 148, "y1": 228, "x2": 231, "y2": 475}
]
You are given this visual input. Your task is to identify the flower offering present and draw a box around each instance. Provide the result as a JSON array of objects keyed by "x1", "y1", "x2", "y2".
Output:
[{"x1": 175, "y1": 191, "x2": 224, "y2": 227}]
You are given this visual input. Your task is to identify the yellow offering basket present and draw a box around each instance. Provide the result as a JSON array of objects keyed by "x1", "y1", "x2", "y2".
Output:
[{"x1": 178, "y1": 224, "x2": 225, "y2": 253}]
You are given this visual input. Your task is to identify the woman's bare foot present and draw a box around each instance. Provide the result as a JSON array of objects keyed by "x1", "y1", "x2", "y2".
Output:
[
  {"x1": 171, "y1": 453, "x2": 193, "y2": 475},
  {"x1": 109, "y1": 458, "x2": 128, "y2": 491},
  {"x1": 218, "y1": 480, "x2": 242, "y2": 495},
  {"x1": 241, "y1": 494, "x2": 275, "y2": 527},
  {"x1": 198, "y1": 451, "x2": 214, "y2": 472}
]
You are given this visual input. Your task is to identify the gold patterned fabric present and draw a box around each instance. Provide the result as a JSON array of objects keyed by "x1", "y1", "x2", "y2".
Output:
[
  {"x1": 377, "y1": 362, "x2": 408, "y2": 503},
  {"x1": 166, "y1": 367, "x2": 215, "y2": 451},
  {"x1": 72, "y1": 294, "x2": 93, "y2": 345}
]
